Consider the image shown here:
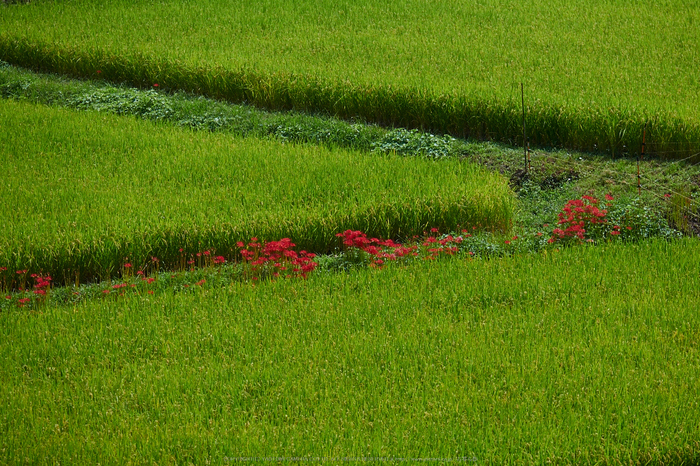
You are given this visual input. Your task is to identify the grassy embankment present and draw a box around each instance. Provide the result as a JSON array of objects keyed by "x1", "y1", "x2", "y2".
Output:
[
  {"x1": 1, "y1": 241, "x2": 699, "y2": 464},
  {"x1": 0, "y1": 98, "x2": 513, "y2": 286},
  {"x1": 1, "y1": 0, "x2": 700, "y2": 156}
]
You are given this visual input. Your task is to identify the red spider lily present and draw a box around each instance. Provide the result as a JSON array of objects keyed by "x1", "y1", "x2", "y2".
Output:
[
  {"x1": 196, "y1": 279, "x2": 205, "y2": 286},
  {"x1": 239, "y1": 237, "x2": 318, "y2": 280},
  {"x1": 213, "y1": 256, "x2": 226, "y2": 265},
  {"x1": 124, "y1": 263, "x2": 132, "y2": 268},
  {"x1": 550, "y1": 196, "x2": 610, "y2": 243}
]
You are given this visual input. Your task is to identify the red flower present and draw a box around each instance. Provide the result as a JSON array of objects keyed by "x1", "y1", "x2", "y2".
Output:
[
  {"x1": 605, "y1": 193, "x2": 614, "y2": 201},
  {"x1": 153, "y1": 83, "x2": 159, "y2": 87}
]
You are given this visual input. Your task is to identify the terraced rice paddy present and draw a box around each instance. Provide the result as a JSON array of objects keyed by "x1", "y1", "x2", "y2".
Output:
[
  {"x1": 2, "y1": 0, "x2": 700, "y2": 155},
  {"x1": 0, "y1": 98, "x2": 512, "y2": 285},
  {"x1": 2, "y1": 242, "x2": 700, "y2": 463}
]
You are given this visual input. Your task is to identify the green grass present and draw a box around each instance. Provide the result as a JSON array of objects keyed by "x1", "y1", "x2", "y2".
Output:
[
  {"x1": 1, "y1": 240, "x2": 699, "y2": 463},
  {"x1": 0, "y1": 98, "x2": 513, "y2": 286},
  {"x1": 2, "y1": 0, "x2": 700, "y2": 156}
]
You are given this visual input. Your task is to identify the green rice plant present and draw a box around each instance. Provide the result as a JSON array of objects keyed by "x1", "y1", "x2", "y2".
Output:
[
  {"x1": 1, "y1": 240, "x2": 699, "y2": 463},
  {"x1": 1, "y1": 0, "x2": 700, "y2": 157},
  {"x1": 0, "y1": 99, "x2": 512, "y2": 287},
  {"x1": 666, "y1": 189, "x2": 700, "y2": 236}
]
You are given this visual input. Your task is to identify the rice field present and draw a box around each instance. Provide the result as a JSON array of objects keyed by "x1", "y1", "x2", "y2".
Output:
[
  {"x1": 2, "y1": 1, "x2": 700, "y2": 462},
  {"x1": 1, "y1": 241, "x2": 699, "y2": 464},
  {"x1": 1, "y1": 0, "x2": 699, "y2": 156},
  {"x1": 0, "y1": 98, "x2": 513, "y2": 285}
]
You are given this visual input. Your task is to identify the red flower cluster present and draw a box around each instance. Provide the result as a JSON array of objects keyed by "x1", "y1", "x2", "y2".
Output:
[
  {"x1": 422, "y1": 234, "x2": 462, "y2": 259},
  {"x1": 550, "y1": 195, "x2": 608, "y2": 242},
  {"x1": 30, "y1": 273, "x2": 52, "y2": 297},
  {"x1": 336, "y1": 230, "x2": 418, "y2": 266},
  {"x1": 238, "y1": 237, "x2": 317, "y2": 279}
]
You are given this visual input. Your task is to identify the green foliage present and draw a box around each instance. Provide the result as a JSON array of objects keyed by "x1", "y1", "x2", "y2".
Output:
[
  {"x1": 372, "y1": 128, "x2": 460, "y2": 158},
  {"x1": 608, "y1": 197, "x2": 680, "y2": 241}
]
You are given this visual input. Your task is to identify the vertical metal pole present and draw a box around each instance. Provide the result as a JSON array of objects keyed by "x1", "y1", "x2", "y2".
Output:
[{"x1": 521, "y1": 83, "x2": 527, "y2": 173}]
